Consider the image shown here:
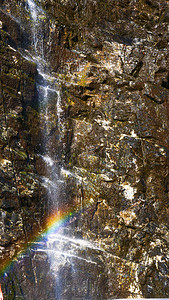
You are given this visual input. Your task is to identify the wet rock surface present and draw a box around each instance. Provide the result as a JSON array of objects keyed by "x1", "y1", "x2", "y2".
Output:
[
  {"x1": 0, "y1": 0, "x2": 45, "y2": 266},
  {"x1": 0, "y1": 0, "x2": 169, "y2": 299}
]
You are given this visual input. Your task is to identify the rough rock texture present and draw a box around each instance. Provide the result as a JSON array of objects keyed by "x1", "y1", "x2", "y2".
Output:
[
  {"x1": 0, "y1": 2, "x2": 46, "y2": 265},
  {"x1": 0, "y1": 0, "x2": 169, "y2": 299}
]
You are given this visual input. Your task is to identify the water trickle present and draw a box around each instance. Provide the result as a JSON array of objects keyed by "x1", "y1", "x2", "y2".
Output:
[
  {"x1": 26, "y1": 0, "x2": 65, "y2": 217},
  {"x1": 27, "y1": 0, "x2": 45, "y2": 58},
  {"x1": 1, "y1": 1, "x2": 107, "y2": 299},
  {"x1": 41, "y1": 155, "x2": 54, "y2": 167},
  {"x1": 27, "y1": 0, "x2": 103, "y2": 296}
]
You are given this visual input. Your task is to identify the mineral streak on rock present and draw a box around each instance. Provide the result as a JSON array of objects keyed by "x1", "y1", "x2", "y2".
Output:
[{"x1": 0, "y1": 0, "x2": 169, "y2": 299}]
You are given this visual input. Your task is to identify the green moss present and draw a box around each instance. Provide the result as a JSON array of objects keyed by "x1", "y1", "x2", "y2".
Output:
[
  {"x1": 19, "y1": 171, "x2": 27, "y2": 176},
  {"x1": 2, "y1": 87, "x2": 18, "y2": 98},
  {"x1": 12, "y1": 149, "x2": 27, "y2": 159}
]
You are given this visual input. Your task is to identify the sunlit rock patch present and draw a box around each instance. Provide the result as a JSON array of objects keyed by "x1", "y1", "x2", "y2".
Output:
[{"x1": 0, "y1": 0, "x2": 169, "y2": 298}]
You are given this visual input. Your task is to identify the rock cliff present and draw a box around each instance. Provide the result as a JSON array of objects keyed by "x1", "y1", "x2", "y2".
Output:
[{"x1": 0, "y1": 0, "x2": 169, "y2": 298}]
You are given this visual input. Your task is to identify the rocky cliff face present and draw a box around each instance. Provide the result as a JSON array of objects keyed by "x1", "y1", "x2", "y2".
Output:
[
  {"x1": 0, "y1": 0, "x2": 169, "y2": 299},
  {"x1": 0, "y1": 3, "x2": 43, "y2": 262}
]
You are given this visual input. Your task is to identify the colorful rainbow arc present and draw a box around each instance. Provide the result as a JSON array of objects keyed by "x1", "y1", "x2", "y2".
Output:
[{"x1": 0, "y1": 207, "x2": 83, "y2": 277}]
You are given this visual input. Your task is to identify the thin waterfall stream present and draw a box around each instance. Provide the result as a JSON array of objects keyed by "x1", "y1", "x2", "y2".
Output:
[
  {"x1": 0, "y1": 1, "x2": 107, "y2": 299},
  {"x1": 27, "y1": 0, "x2": 64, "y2": 215},
  {"x1": 27, "y1": 0, "x2": 102, "y2": 291}
]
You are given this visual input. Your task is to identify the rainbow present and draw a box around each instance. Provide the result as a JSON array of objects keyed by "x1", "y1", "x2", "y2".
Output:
[{"x1": 0, "y1": 206, "x2": 83, "y2": 277}]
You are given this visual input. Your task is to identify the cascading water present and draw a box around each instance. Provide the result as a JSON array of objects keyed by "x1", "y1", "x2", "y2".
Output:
[
  {"x1": 26, "y1": 0, "x2": 64, "y2": 213},
  {"x1": 1, "y1": 1, "x2": 108, "y2": 299}
]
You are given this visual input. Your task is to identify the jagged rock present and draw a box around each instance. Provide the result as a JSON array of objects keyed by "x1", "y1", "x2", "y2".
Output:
[{"x1": 0, "y1": 0, "x2": 169, "y2": 299}]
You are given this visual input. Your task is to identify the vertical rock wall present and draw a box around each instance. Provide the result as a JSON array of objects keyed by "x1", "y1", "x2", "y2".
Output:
[
  {"x1": 0, "y1": 0, "x2": 169, "y2": 298},
  {"x1": 44, "y1": 0, "x2": 169, "y2": 297},
  {"x1": 0, "y1": 0, "x2": 45, "y2": 263}
]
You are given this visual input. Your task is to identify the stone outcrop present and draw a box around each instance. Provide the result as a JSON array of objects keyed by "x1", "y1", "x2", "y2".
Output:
[
  {"x1": 0, "y1": 0, "x2": 169, "y2": 298},
  {"x1": 0, "y1": 3, "x2": 45, "y2": 264}
]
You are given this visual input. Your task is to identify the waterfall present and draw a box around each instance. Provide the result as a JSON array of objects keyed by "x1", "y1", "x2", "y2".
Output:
[
  {"x1": 0, "y1": 1, "x2": 107, "y2": 299},
  {"x1": 26, "y1": 2, "x2": 107, "y2": 298},
  {"x1": 27, "y1": 0, "x2": 65, "y2": 214}
]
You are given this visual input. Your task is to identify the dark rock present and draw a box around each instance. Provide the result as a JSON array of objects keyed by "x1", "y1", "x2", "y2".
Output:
[{"x1": 0, "y1": 0, "x2": 169, "y2": 298}]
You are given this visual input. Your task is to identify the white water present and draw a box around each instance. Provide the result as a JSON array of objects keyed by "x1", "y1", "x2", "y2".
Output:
[
  {"x1": 26, "y1": 1, "x2": 105, "y2": 298},
  {"x1": 27, "y1": 0, "x2": 63, "y2": 215},
  {"x1": 27, "y1": 0, "x2": 45, "y2": 58},
  {"x1": 35, "y1": 233, "x2": 104, "y2": 268}
]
